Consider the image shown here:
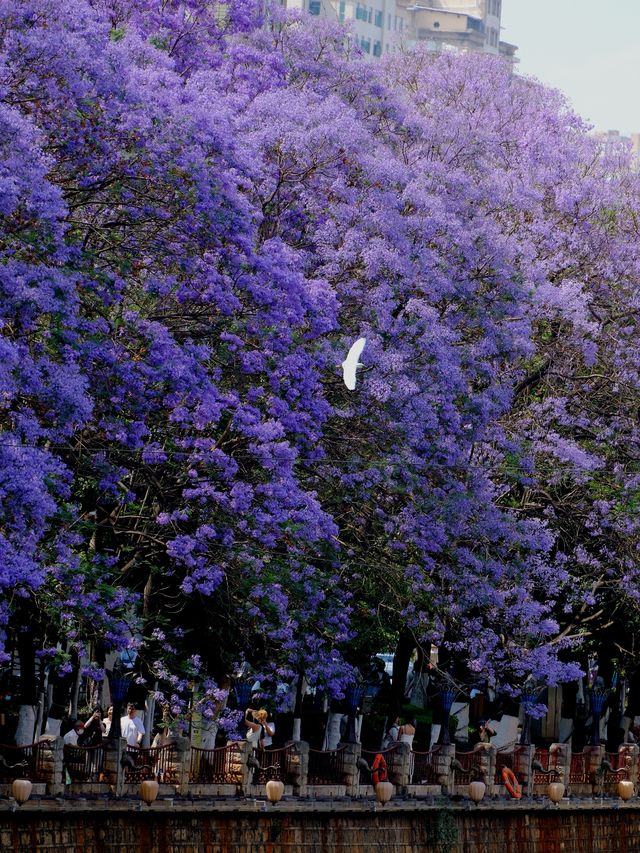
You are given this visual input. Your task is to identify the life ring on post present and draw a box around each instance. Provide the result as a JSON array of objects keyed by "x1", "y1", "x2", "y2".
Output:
[
  {"x1": 372, "y1": 753, "x2": 388, "y2": 786},
  {"x1": 501, "y1": 766, "x2": 522, "y2": 799}
]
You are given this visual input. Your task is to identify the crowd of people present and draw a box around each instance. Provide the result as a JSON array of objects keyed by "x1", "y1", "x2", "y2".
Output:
[{"x1": 63, "y1": 703, "x2": 148, "y2": 747}]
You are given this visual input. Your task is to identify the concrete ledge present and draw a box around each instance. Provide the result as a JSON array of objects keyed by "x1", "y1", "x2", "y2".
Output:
[
  {"x1": 186, "y1": 784, "x2": 238, "y2": 797},
  {"x1": 304, "y1": 785, "x2": 347, "y2": 798},
  {"x1": 405, "y1": 785, "x2": 441, "y2": 798},
  {"x1": 0, "y1": 783, "x2": 46, "y2": 797}
]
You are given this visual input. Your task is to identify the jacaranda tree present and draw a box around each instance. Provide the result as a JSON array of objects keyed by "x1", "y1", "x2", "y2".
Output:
[{"x1": 1, "y1": 0, "x2": 640, "y2": 742}]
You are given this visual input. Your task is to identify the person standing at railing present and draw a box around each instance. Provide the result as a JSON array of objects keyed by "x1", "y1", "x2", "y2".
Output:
[
  {"x1": 78, "y1": 707, "x2": 104, "y2": 781},
  {"x1": 120, "y1": 703, "x2": 145, "y2": 747},
  {"x1": 102, "y1": 707, "x2": 113, "y2": 736},
  {"x1": 63, "y1": 720, "x2": 85, "y2": 746},
  {"x1": 79, "y1": 707, "x2": 104, "y2": 747},
  {"x1": 399, "y1": 718, "x2": 416, "y2": 748}
]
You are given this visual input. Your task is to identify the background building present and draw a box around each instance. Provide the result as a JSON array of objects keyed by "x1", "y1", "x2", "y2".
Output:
[
  {"x1": 593, "y1": 129, "x2": 640, "y2": 171},
  {"x1": 282, "y1": 0, "x2": 518, "y2": 64}
]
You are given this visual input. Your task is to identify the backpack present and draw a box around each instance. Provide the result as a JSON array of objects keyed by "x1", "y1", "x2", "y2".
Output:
[{"x1": 382, "y1": 724, "x2": 399, "y2": 750}]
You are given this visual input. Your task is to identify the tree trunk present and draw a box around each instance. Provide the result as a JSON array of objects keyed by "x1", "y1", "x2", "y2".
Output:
[
  {"x1": 391, "y1": 627, "x2": 415, "y2": 715},
  {"x1": 15, "y1": 628, "x2": 38, "y2": 745},
  {"x1": 323, "y1": 712, "x2": 343, "y2": 750},
  {"x1": 292, "y1": 670, "x2": 305, "y2": 742}
]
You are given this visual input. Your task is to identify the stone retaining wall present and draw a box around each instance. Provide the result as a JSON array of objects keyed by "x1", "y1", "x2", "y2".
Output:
[{"x1": 1, "y1": 800, "x2": 639, "y2": 852}]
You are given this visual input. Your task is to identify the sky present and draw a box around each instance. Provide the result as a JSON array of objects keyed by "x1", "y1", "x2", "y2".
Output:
[{"x1": 501, "y1": 0, "x2": 640, "y2": 134}]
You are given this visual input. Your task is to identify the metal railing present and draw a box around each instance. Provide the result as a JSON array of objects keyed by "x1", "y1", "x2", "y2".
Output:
[
  {"x1": 251, "y1": 745, "x2": 293, "y2": 785},
  {"x1": 307, "y1": 746, "x2": 347, "y2": 785},
  {"x1": 453, "y1": 749, "x2": 476, "y2": 785},
  {"x1": 189, "y1": 744, "x2": 243, "y2": 785},
  {"x1": 63, "y1": 743, "x2": 112, "y2": 784},
  {"x1": 495, "y1": 747, "x2": 525, "y2": 786},
  {"x1": 359, "y1": 745, "x2": 397, "y2": 786},
  {"x1": 569, "y1": 750, "x2": 590, "y2": 786},
  {"x1": 601, "y1": 750, "x2": 630, "y2": 784},
  {"x1": 410, "y1": 747, "x2": 441, "y2": 785},
  {"x1": 0, "y1": 741, "x2": 49, "y2": 782},
  {"x1": 123, "y1": 744, "x2": 179, "y2": 784}
]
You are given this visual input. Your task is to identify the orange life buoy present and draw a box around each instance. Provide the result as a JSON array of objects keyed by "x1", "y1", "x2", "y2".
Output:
[
  {"x1": 371, "y1": 753, "x2": 388, "y2": 786},
  {"x1": 501, "y1": 766, "x2": 522, "y2": 799}
]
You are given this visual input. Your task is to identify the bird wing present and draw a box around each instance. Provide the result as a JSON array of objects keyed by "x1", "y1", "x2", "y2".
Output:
[
  {"x1": 347, "y1": 337, "x2": 366, "y2": 364},
  {"x1": 341, "y1": 337, "x2": 366, "y2": 391}
]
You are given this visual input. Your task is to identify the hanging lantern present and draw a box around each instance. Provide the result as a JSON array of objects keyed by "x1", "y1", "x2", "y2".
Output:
[
  {"x1": 140, "y1": 779, "x2": 159, "y2": 806},
  {"x1": 11, "y1": 779, "x2": 32, "y2": 806},
  {"x1": 265, "y1": 780, "x2": 285, "y2": 803},
  {"x1": 547, "y1": 782, "x2": 565, "y2": 804},
  {"x1": 469, "y1": 780, "x2": 486, "y2": 804},
  {"x1": 375, "y1": 781, "x2": 394, "y2": 804},
  {"x1": 618, "y1": 779, "x2": 634, "y2": 801}
]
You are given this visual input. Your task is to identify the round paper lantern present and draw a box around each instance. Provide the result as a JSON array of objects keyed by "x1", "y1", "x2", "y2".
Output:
[
  {"x1": 469, "y1": 780, "x2": 486, "y2": 804},
  {"x1": 547, "y1": 781, "x2": 565, "y2": 804},
  {"x1": 140, "y1": 779, "x2": 159, "y2": 806},
  {"x1": 265, "y1": 780, "x2": 285, "y2": 803},
  {"x1": 618, "y1": 779, "x2": 634, "y2": 801},
  {"x1": 375, "y1": 781, "x2": 394, "y2": 804},
  {"x1": 11, "y1": 779, "x2": 32, "y2": 806}
]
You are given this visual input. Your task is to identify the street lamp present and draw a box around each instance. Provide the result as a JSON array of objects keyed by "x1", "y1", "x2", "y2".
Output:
[
  {"x1": 343, "y1": 683, "x2": 366, "y2": 744},
  {"x1": 437, "y1": 687, "x2": 457, "y2": 745},
  {"x1": 589, "y1": 687, "x2": 609, "y2": 746},
  {"x1": 234, "y1": 683, "x2": 252, "y2": 711},
  {"x1": 519, "y1": 685, "x2": 539, "y2": 746},
  {"x1": 106, "y1": 668, "x2": 131, "y2": 740}
]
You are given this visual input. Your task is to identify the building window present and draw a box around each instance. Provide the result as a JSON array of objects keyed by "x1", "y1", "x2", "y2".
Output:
[
  {"x1": 373, "y1": 40, "x2": 382, "y2": 56},
  {"x1": 339, "y1": 0, "x2": 345, "y2": 20},
  {"x1": 355, "y1": 3, "x2": 366, "y2": 21},
  {"x1": 387, "y1": 12, "x2": 391, "y2": 28},
  {"x1": 374, "y1": 9, "x2": 383, "y2": 27},
  {"x1": 399, "y1": 17, "x2": 403, "y2": 31},
  {"x1": 309, "y1": 0, "x2": 321, "y2": 14},
  {"x1": 433, "y1": 20, "x2": 440, "y2": 28},
  {"x1": 467, "y1": 16, "x2": 482, "y2": 32},
  {"x1": 361, "y1": 37, "x2": 371, "y2": 52},
  {"x1": 368, "y1": 8, "x2": 372, "y2": 22}
]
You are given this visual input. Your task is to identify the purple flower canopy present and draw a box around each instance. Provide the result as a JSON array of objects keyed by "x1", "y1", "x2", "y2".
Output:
[{"x1": 0, "y1": 0, "x2": 638, "y2": 713}]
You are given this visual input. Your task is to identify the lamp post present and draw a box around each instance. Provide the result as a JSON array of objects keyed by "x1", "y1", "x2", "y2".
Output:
[
  {"x1": 106, "y1": 668, "x2": 130, "y2": 741},
  {"x1": 519, "y1": 685, "x2": 539, "y2": 746},
  {"x1": 437, "y1": 687, "x2": 457, "y2": 745},
  {"x1": 589, "y1": 687, "x2": 609, "y2": 746},
  {"x1": 234, "y1": 683, "x2": 252, "y2": 711},
  {"x1": 344, "y1": 683, "x2": 365, "y2": 744}
]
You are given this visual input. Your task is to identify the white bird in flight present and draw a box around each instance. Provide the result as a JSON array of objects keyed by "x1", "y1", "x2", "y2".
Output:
[{"x1": 342, "y1": 337, "x2": 367, "y2": 391}]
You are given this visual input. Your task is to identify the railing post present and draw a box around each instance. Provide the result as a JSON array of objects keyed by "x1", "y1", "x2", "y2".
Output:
[
  {"x1": 388, "y1": 741, "x2": 411, "y2": 792},
  {"x1": 40, "y1": 735, "x2": 64, "y2": 796},
  {"x1": 289, "y1": 740, "x2": 308, "y2": 796},
  {"x1": 551, "y1": 742, "x2": 571, "y2": 789},
  {"x1": 586, "y1": 743, "x2": 605, "y2": 791},
  {"x1": 514, "y1": 743, "x2": 535, "y2": 797},
  {"x1": 619, "y1": 742, "x2": 638, "y2": 783},
  {"x1": 473, "y1": 742, "x2": 496, "y2": 793},
  {"x1": 341, "y1": 742, "x2": 362, "y2": 797},
  {"x1": 438, "y1": 744, "x2": 456, "y2": 794},
  {"x1": 237, "y1": 741, "x2": 254, "y2": 796},
  {"x1": 174, "y1": 736, "x2": 191, "y2": 796},
  {"x1": 104, "y1": 736, "x2": 126, "y2": 796}
]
